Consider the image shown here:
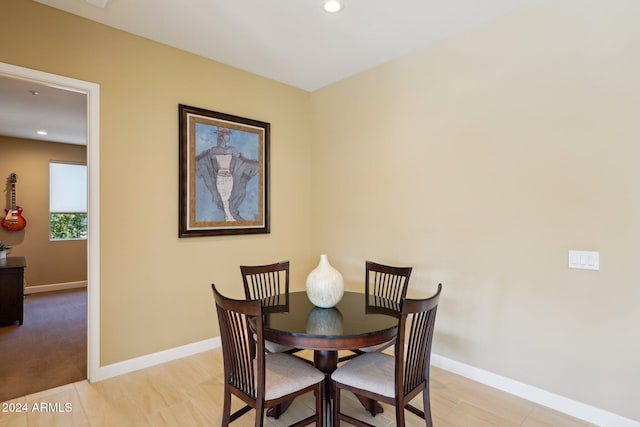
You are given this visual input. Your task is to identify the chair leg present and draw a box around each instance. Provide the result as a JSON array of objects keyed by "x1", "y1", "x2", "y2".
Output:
[
  {"x1": 317, "y1": 381, "x2": 324, "y2": 427},
  {"x1": 255, "y1": 402, "x2": 264, "y2": 427},
  {"x1": 333, "y1": 382, "x2": 340, "y2": 426},
  {"x1": 395, "y1": 402, "x2": 405, "y2": 427},
  {"x1": 423, "y1": 388, "x2": 433, "y2": 427},
  {"x1": 222, "y1": 387, "x2": 231, "y2": 427}
]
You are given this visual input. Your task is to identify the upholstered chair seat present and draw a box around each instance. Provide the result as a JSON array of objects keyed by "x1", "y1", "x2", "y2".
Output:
[
  {"x1": 331, "y1": 352, "x2": 395, "y2": 398},
  {"x1": 264, "y1": 353, "x2": 324, "y2": 400}
]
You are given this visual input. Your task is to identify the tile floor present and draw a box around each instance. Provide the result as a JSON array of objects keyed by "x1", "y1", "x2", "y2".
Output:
[{"x1": 0, "y1": 349, "x2": 597, "y2": 426}]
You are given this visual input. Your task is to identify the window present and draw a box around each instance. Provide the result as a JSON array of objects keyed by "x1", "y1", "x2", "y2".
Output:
[{"x1": 49, "y1": 162, "x2": 87, "y2": 240}]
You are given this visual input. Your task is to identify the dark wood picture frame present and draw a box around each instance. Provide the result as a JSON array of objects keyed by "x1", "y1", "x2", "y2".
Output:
[{"x1": 179, "y1": 104, "x2": 270, "y2": 237}]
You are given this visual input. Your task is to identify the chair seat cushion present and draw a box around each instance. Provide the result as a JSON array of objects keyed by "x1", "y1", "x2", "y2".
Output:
[
  {"x1": 265, "y1": 353, "x2": 324, "y2": 400},
  {"x1": 253, "y1": 332, "x2": 294, "y2": 353},
  {"x1": 265, "y1": 339, "x2": 294, "y2": 354},
  {"x1": 358, "y1": 338, "x2": 395, "y2": 353},
  {"x1": 331, "y1": 352, "x2": 395, "y2": 398}
]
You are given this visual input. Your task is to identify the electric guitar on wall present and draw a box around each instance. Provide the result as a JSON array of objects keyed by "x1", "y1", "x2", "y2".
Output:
[{"x1": 1, "y1": 173, "x2": 27, "y2": 232}]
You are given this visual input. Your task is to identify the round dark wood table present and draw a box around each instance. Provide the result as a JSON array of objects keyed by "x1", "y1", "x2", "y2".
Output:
[
  {"x1": 261, "y1": 291, "x2": 400, "y2": 423},
  {"x1": 262, "y1": 291, "x2": 399, "y2": 372}
]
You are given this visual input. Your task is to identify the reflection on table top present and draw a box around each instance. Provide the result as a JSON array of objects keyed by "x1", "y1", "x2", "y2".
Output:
[{"x1": 262, "y1": 291, "x2": 400, "y2": 351}]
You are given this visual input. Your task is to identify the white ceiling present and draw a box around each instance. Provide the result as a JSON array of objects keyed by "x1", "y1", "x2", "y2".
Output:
[
  {"x1": 0, "y1": 74, "x2": 87, "y2": 145},
  {"x1": 1, "y1": 0, "x2": 538, "y2": 145}
]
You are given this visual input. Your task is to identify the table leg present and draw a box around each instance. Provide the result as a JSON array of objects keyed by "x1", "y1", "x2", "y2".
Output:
[
  {"x1": 355, "y1": 394, "x2": 384, "y2": 416},
  {"x1": 313, "y1": 350, "x2": 338, "y2": 373},
  {"x1": 266, "y1": 401, "x2": 293, "y2": 419}
]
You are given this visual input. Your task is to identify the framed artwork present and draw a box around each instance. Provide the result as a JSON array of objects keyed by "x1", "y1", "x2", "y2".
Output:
[{"x1": 179, "y1": 104, "x2": 270, "y2": 237}]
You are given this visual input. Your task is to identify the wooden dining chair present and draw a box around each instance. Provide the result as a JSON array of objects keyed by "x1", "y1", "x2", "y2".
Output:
[
  {"x1": 331, "y1": 283, "x2": 442, "y2": 427},
  {"x1": 212, "y1": 284, "x2": 324, "y2": 427},
  {"x1": 338, "y1": 261, "x2": 413, "y2": 363},
  {"x1": 240, "y1": 261, "x2": 302, "y2": 355}
]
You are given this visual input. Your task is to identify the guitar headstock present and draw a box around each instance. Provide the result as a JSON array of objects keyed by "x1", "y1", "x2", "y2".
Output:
[{"x1": 9, "y1": 173, "x2": 17, "y2": 184}]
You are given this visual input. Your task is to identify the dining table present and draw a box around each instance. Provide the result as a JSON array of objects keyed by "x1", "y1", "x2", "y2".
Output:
[{"x1": 259, "y1": 290, "x2": 401, "y2": 423}]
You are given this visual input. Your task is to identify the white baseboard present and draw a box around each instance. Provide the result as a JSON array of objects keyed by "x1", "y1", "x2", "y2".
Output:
[
  {"x1": 431, "y1": 353, "x2": 639, "y2": 427},
  {"x1": 85, "y1": 339, "x2": 637, "y2": 427},
  {"x1": 24, "y1": 281, "x2": 88, "y2": 294},
  {"x1": 90, "y1": 337, "x2": 221, "y2": 382}
]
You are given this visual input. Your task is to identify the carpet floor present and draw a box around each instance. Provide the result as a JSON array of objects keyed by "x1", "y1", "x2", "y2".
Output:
[{"x1": 0, "y1": 288, "x2": 87, "y2": 402}]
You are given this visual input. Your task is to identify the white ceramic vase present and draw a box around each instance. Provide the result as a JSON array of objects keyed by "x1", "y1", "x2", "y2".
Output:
[
  {"x1": 306, "y1": 254, "x2": 344, "y2": 308},
  {"x1": 0, "y1": 250, "x2": 6, "y2": 261}
]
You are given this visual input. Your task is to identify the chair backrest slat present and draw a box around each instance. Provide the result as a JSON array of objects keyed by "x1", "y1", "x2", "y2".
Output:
[
  {"x1": 241, "y1": 261, "x2": 290, "y2": 300},
  {"x1": 365, "y1": 260, "x2": 412, "y2": 305},
  {"x1": 395, "y1": 284, "x2": 442, "y2": 397}
]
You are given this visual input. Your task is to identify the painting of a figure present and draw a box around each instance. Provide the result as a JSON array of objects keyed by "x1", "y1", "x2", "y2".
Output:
[
  {"x1": 195, "y1": 125, "x2": 258, "y2": 222},
  {"x1": 179, "y1": 105, "x2": 270, "y2": 237}
]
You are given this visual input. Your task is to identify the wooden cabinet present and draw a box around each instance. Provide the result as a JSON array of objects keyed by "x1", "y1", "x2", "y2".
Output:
[{"x1": 0, "y1": 256, "x2": 26, "y2": 326}]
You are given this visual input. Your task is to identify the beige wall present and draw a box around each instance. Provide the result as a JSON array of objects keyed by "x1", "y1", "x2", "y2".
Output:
[
  {"x1": 2, "y1": 0, "x2": 639, "y2": 422},
  {"x1": 312, "y1": 0, "x2": 640, "y2": 421},
  {"x1": 0, "y1": 136, "x2": 87, "y2": 286},
  {"x1": 0, "y1": 1, "x2": 315, "y2": 365}
]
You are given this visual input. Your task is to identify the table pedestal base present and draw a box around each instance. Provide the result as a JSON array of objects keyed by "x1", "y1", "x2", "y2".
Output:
[{"x1": 314, "y1": 350, "x2": 338, "y2": 373}]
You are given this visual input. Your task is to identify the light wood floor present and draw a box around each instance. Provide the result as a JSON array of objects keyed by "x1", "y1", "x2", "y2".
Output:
[{"x1": 0, "y1": 348, "x2": 596, "y2": 427}]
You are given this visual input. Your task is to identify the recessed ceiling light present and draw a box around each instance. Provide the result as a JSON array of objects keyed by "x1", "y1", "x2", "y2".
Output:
[
  {"x1": 323, "y1": 0, "x2": 344, "y2": 13},
  {"x1": 37, "y1": 130, "x2": 48, "y2": 136}
]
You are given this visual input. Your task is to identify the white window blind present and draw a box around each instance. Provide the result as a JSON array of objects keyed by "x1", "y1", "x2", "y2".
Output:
[{"x1": 49, "y1": 162, "x2": 87, "y2": 213}]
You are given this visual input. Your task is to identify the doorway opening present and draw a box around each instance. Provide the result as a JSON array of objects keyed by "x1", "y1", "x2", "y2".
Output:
[{"x1": 0, "y1": 62, "x2": 100, "y2": 383}]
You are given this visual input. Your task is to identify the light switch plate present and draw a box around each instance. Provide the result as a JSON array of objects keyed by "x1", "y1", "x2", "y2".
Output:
[{"x1": 568, "y1": 250, "x2": 599, "y2": 270}]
